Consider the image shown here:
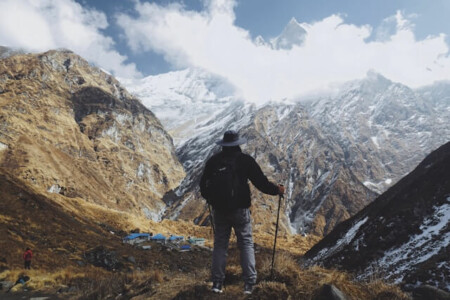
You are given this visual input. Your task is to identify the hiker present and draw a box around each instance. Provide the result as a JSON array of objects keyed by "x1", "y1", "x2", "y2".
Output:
[
  {"x1": 200, "y1": 130, "x2": 285, "y2": 295},
  {"x1": 23, "y1": 247, "x2": 32, "y2": 269}
]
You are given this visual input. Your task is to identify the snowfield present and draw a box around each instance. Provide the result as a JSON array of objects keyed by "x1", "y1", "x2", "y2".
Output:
[{"x1": 369, "y1": 197, "x2": 450, "y2": 284}]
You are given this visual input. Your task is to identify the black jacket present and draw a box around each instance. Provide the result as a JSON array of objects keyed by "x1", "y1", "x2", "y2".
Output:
[{"x1": 200, "y1": 146, "x2": 279, "y2": 209}]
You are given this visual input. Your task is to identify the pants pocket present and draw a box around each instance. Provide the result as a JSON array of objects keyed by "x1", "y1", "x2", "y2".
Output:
[{"x1": 234, "y1": 208, "x2": 250, "y2": 224}]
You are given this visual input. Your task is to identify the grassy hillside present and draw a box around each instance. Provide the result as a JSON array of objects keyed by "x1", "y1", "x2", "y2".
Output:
[{"x1": 0, "y1": 174, "x2": 410, "y2": 299}]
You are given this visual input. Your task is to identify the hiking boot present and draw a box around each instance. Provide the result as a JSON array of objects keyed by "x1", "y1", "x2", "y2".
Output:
[
  {"x1": 212, "y1": 281, "x2": 223, "y2": 293},
  {"x1": 244, "y1": 283, "x2": 254, "y2": 295}
]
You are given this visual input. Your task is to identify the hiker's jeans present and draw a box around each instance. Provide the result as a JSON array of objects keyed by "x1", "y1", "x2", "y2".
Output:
[
  {"x1": 211, "y1": 208, "x2": 256, "y2": 285},
  {"x1": 24, "y1": 260, "x2": 31, "y2": 269}
]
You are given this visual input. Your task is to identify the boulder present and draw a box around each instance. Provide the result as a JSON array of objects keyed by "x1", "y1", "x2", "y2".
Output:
[
  {"x1": 0, "y1": 281, "x2": 14, "y2": 291},
  {"x1": 312, "y1": 284, "x2": 348, "y2": 300},
  {"x1": 375, "y1": 291, "x2": 406, "y2": 300},
  {"x1": 412, "y1": 285, "x2": 450, "y2": 300},
  {"x1": 84, "y1": 246, "x2": 123, "y2": 271}
]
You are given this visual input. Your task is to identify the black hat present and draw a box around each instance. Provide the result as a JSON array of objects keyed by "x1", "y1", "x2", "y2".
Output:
[{"x1": 216, "y1": 130, "x2": 247, "y2": 147}]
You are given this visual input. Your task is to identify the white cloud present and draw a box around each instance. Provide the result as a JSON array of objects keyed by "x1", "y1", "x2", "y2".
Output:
[
  {"x1": 117, "y1": 0, "x2": 450, "y2": 103},
  {"x1": 0, "y1": 0, "x2": 140, "y2": 78}
]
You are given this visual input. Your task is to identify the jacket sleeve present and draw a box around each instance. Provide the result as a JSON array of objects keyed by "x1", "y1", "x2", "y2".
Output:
[
  {"x1": 247, "y1": 156, "x2": 279, "y2": 195},
  {"x1": 200, "y1": 159, "x2": 212, "y2": 199}
]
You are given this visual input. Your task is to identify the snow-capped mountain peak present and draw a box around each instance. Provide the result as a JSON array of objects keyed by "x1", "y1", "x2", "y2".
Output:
[
  {"x1": 120, "y1": 64, "x2": 450, "y2": 237},
  {"x1": 119, "y1": 68, "x2": 241, "y2": 146},
  {"x1": 271, "y1": 17, "x2": 307, "y2": 50}
]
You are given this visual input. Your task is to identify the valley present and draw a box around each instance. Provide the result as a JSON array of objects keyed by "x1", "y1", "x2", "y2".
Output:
[{"x1": 1, "y1": 49, "x2": 449, "y2": 299}]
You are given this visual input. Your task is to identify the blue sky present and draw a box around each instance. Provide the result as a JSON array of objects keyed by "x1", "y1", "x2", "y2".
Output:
[
  {"x1": 73, "y1": 0, "x2": 450, "y2": 75},
  {"x1": 0, "y1": 0, "x2": 449, "y2": 102},
  {"x1": 235, "y1": 0, "x2": 449, "y2": 39}
]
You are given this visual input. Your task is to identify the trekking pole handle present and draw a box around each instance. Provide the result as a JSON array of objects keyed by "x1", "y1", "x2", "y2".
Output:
[{"x1": 278, "y1": 184, "x2": 285, "y2": 199}]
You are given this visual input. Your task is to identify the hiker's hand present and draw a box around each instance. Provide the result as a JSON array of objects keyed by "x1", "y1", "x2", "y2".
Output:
[{"x1": 278, "y1": 184, "x2": 285, "y2": 195}]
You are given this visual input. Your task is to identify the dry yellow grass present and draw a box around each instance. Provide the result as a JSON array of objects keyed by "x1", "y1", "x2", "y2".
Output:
[
  {"x1": 0, "y1": 171, "x2": 409, "y2": 300},
  {"x1": 54, "y1": 194, "x2": 214, "y2": 240},
  {"x1": 0, "y1": 266, "x2": 98, "y2": 292},
  {"x1": 254, "y1": 251, "x2": 410, "y2": 300},
  {"x1": 0, "y1": 232, "x2": 410, "y2": 300}
]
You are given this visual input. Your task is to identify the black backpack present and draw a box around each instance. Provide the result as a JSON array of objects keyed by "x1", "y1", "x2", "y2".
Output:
[{"x1": 204, "y1": 153, "x2": 241, "y2": 211}]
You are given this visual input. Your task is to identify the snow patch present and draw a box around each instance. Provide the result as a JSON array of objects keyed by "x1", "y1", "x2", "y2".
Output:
[
  {"x1": 276, "y1": 105, "x2": 292, "y2": 121},
  {"x1": 288, "y1": 169, "x2": 336, "y2": 234},
  {"x1": 168, "y1": 194, "x2": 193, "y2": 220},
  {"x1": 369, "y1": 198, "x2": 450, "y2": 283},
  {"x1": 0, "y1": 141, "x2": 7, "y2": 151},
  {"x1": 371, "y1": 136, "x2": 380, "y2": 149},
  {"x1": 47, "y1": 184, "x2": 61, "y2": 194},
  {"x1": 363, "y1": 180, "x2": 390, "y2": 194},
  {"x1": 102, "y1": 124, "x2": 120, "y2": 143},
  {"x1": 136, "y1": 163, "x2": 145, "y2": 178},
  {"x1": 114, "y1": 112, "x2": 132, "y2": 125},
  {"x1": 142, "y1": 206, "x2": 165, "y2": 222},
  {"x1": 315, "y1": 217, "x2": 369, "y2": 261}
]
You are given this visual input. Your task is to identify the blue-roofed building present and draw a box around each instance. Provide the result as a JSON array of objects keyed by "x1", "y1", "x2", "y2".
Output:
[
  {"x1": 151, "y1": 233, "x2": 167, "y2": 243},
  {"x1": 123, "y1": 233, "x2": 151, "y2": 244},
  {"x1": 168, "y1": 235, "x2": 184, "y2": 242},
  {"x1": 180, "y1": 245, "x2": 191, "y2": 252},
  {"x1": 188, "y1": 237, "x2": 205, "y2": 246}
]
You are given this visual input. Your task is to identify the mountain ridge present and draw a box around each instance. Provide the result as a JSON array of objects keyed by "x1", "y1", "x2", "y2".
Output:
[
  {"x1": 304, "y1": 141, "x2": 450, "y2": 291},
  {"x1": 0, "y1": 47, "x2": 446, "y2": 298},
  {"x1": 123, "y1": 67, "x2": 450, "y2": 236}
]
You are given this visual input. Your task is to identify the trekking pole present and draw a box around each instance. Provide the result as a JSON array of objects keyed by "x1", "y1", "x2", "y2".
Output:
[
  {"x1": 208, "y1": 204, "x2": 215, "y2": 235},
  {"x1": 270, "y1": 192, "x2": 284, "y2": 280}
]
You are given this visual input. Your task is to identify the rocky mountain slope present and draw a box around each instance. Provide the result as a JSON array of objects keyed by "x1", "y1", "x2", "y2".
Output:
[
  {"x1": 0, "y1": 46, "x2": 25, "y2": 60},
  {"x1": 161, "y1": 101, "x2": 380, "y2": 237},
  {"x1": 122, "y1": 19, "x2": 450, "y2": 237},
  {"x1": 0, "y1": 49, "x2": 185, "y2": 220},
  {"x1": 123, "y1": 68, "x2": 450, "y2": 236},
  {"x1": 306, "y1": 72, "x2": 450, "y2": 194},
  {"x1": 304, "y1": 142, "x2": 450, "y2": 291}
]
